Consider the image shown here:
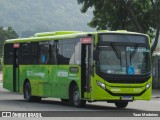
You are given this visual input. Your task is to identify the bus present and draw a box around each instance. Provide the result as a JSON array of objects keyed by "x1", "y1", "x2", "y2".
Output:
[{"x1": 2, "y1": 30, "x2": 152, "y2": 108}]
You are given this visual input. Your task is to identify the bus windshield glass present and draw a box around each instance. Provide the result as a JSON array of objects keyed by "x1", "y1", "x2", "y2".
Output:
[{"x1": 97, "y1": 34, "x2": 150, "y2": 75}]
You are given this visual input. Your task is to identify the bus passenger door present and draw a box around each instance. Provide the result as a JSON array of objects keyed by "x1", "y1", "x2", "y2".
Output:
[
  {"x1": 81, "y1": 38, "x2": 92, "y2": 99},
  {"x1": 13, "y1": 43, "x2": 20, "y2": 92}
]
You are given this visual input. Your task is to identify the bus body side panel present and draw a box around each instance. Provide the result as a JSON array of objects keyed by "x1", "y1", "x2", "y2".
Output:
[
  {"x1": 36, "y1": 65, "x2": 50, "y2": 97},
  {"x1": 19, "y1": 65, "x2": 39, "y2": 95},
  {"x1": 19, "y1": 65, "x2": 50, "y2": 97},
  {"x1": 19, "y1": 64, "x2": 81, "y2": 99},
  {"x1": 53, "y1": 65, "x2": 68, "y2": 98},
  {"x1": 54, "y1": 65, "x2": 81, "y2": 99},
  {"x1": 48, "y1": 65, "x2": 58, "y2": 98},
  {"x1": 47, "y1": 65, "x2": 57, "y2": 97},
  {"x1": 3, "y1": 65, "x2": 14, "y2": 92}
]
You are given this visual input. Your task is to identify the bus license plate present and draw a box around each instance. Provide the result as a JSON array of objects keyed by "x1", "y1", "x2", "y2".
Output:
[{"x1": 121, "y1": 96, "x2": 133, "y2": 100}]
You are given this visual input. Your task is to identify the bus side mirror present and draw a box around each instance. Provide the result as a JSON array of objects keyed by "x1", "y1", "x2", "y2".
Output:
[{"x1": 93, "y1": 50, "x2": 97, "y2": 60}]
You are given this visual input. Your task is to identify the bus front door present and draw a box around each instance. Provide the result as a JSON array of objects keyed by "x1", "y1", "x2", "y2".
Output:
[
  {"x1": 81, "y1": 44, "x2": 91, "y2": 98},
  {"x1": 13, "y1": 44, "x2": 20, "y2": 92}
]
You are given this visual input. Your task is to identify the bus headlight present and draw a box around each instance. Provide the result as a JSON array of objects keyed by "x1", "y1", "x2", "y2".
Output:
[
  {"x1": 146, "y1": 83, "x2": 151, "y2": 90},
  {"x1": 97, "y1": 81, "x2": 106, "y2": 90}
]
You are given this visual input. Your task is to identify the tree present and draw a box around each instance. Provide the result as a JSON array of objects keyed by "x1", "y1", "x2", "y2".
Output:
[
  {"x1": 77, "y1": 0, "x2": 160, "y2": 54},
  {"x1": 0, "y1": 27, "x2": 19, "y2": 57}
]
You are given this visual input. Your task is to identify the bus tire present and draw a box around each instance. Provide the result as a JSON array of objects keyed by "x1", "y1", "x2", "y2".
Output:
[
  {"x1": 24, "y1": 82, "x2": 41, "y2": 102},
  {"x1": 71, "y1": 85, "x2": 86, "y2": 107},
  {"x1": 115, "y1": 101, "x2": 128, "y2": 108},
  {"x1": 24, "y1": 82, "x2": 32, "y2": 102}
]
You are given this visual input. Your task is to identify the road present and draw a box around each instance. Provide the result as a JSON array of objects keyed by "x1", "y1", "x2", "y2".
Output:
[{"x1": 0, "y1": 82, "x2": 160, "y2": 118}]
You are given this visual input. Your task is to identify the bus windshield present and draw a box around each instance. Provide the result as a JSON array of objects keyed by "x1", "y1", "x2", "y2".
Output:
[{"x1": 97, "y1": 35, "x2": 150, "y2": 75}]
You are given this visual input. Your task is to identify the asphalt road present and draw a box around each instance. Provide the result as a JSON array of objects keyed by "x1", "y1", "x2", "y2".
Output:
[{"x1": 0, "y1": 82, "x2": 160, "y2": 119}]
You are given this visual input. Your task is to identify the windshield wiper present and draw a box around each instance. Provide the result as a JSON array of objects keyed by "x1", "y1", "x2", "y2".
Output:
[
  {"x1": 111, "y1": 43, "x2": 121, "y2": 59},
  {"x1": 111, "y1": 43, "x2": 122, "y2": 67}
]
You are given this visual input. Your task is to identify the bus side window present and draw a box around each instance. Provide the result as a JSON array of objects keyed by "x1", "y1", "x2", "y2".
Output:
[
  {"x1": 19, "y1": 42, "x2": 39, "y2": 65},
  {"x1": 39, "y1": 42, "x2": 49, "y2": 64},
  {"x1": 70, "y1": 39, "x2": 81, "y2": 65},
  {"x1": 19, "y1": 43, "x2": 29, "y2": 64},
  {"x1": 48, "y1": 41, "x2": 57, "y2": 64},
  {"x1": 30, "y1": 42, "x2": 39, "y2": 64},
  {"x1": 57, "y1": 39, "x2": 75, "y2": 65}
]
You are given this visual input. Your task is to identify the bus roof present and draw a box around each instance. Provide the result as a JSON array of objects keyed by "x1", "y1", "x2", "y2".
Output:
[
  {"x1": 4, "y1": 30, "x2": 149, "y2": 44},
  {"x1": 34, "y1": 31, "x2": 81, "y2": 37},
  {"x1": 5, "y1": 32, "x2": 87, "y2": 44}
]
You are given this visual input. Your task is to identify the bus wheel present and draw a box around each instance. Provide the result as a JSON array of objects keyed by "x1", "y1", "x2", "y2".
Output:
[
  {"x1": 24, "y1": 82, "x2": 32, "y2": 102},
  {"x1": 115, "y1": 101, "x2": 128, "y2": 108},
  {"x1": 71, "y1": 85, "x2": 86, "y2": 107},
  {"x1": 24, "y1": 82, "x2": 42, "y2": 102}
]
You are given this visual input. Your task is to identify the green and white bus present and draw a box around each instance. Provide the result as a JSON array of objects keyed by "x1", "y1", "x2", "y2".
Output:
[{"x1": 2, "y1": 30, "x2": 152, "y2": 108}]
